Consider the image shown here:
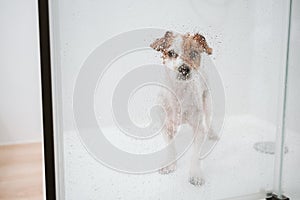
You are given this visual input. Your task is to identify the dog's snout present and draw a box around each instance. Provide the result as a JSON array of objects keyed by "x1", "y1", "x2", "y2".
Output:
[
  {"x1": 178, "y1": 64, "x2": 190, "y2": 74},
  {"x1": 177, "y1": 64, "x2": 191, "y2": 80}
]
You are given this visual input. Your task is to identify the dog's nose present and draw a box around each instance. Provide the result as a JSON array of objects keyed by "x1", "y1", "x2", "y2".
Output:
[{"x1": 177, "y1": 64, "x2": 191, "y2": 80}]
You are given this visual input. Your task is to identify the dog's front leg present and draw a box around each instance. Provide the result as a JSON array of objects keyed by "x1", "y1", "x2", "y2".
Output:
[
  {"x1": 189, "y1": 120, "x2": 207, "y2": 186},
  {"x1": 159, "y1": 121, "x2": 177, "y2": 174}
]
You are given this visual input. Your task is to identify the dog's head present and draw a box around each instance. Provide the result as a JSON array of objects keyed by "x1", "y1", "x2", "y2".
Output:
[{"x1": 150, "y1": 31, "x2": 212, "y2": 80}]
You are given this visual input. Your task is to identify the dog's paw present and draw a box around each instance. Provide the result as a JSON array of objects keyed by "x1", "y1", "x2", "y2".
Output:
[
  {"x1": 208, "y1": 130, "x2": 219, "y2": 141},
  {"x1": 189, "y1": 176, "x2": 205, "y2": 186},
  {"x1": 159, "y1": 163, "x2": 176, "y2": 175},
  {"x1": 208, "y1": 134, "x2": 219, "y2": 141}
]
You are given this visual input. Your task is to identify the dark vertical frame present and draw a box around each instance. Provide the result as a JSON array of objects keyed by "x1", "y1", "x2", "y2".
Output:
[{"x1": 38, "y1": 0, "x2": 57, "y2": 199}]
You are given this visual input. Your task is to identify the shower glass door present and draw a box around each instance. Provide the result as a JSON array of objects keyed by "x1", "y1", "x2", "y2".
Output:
[{"x1": 46, "y1": 0, "x2": 293, "y2": 199}]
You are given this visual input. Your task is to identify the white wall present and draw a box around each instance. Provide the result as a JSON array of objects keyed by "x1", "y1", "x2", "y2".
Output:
[
  {"x1": 54, "y1": 0, "x2": 289, "y2": 132},
  {"x1": 0, "y1": 0, "x2": 42, "y2": 144},
  {"x1": 0, "y1": 0, "x2": 298, "y2": 145}
]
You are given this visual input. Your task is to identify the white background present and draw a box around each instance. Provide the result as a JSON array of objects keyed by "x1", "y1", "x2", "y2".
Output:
[
  {"x1": 0, "y1": 0, "x2": 299, "y2": 199},
  {"x1": 51, "y1": 0, "x2": 300, "y2": 199},
  {"x1": 53, "y1": 0, "x2": 300, "y2": 133},
  {"x1": 0, "y1": 0, "x2": 298, "y2": 144},
  {"x1": 0, "y1": 0, "x2": 42, "y2": 144},
  {"x1": 0, "y1": 0, "x2": 300, "y2": 198}
]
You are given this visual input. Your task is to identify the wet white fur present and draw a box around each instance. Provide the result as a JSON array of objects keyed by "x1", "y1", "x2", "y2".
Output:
[{"x1": 158, "y1": 34, "x2": 214, "y2": 186}]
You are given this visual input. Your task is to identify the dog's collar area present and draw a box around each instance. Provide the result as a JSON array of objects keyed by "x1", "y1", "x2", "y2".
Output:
[{"x1": 177, "y1": 64, "x2": 191, "y2": 81}]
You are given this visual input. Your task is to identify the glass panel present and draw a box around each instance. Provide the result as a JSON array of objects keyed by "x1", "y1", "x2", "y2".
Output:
[
  {"x1": 49, "y1": 0, "x2": 291, "y2": 199},
  {"x1": 282, "y1": 0, "x2": 300, "y2": 199}
]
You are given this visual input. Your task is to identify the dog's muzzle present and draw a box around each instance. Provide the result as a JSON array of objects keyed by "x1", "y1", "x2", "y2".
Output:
[{"x1": 177, "y1": 64, "x2": 191, "y2": 81}]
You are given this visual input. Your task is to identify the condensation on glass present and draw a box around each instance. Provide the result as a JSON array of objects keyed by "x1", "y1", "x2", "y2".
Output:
[{"x1": 48, "y1": 0, "x2": 298, "y2": 199}]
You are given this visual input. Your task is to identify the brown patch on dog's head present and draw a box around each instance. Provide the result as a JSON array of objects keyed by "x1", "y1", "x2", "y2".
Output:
[
  {"x1": 192, "y1": 33, "x2": 212, "y2": 55},
  {"x1": 150, "y1": 31, "x2": 212, "y2": 69},
  {"x1": 150, "y1": 31, "x2": 175, "y2": 59},
  {"x1": 180, "y1": 33, "x2": 212, "y2": 69}
]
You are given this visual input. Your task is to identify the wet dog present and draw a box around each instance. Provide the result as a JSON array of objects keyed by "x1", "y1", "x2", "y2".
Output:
[{"x1": 150, "y1": 31, "x2": 214, "y2": 186}]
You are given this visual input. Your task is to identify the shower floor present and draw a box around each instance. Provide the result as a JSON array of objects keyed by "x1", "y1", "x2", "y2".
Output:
[{"x1": 63, "y1": 115, "x2": 299, "y2": 200}]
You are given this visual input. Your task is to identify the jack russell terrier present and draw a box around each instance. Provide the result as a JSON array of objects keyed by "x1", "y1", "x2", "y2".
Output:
[{"x1": 150, "y1": 31, "x2": 215, "y2": 186}]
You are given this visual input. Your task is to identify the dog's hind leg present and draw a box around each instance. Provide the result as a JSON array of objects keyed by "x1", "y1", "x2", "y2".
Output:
[{"x1": 203, "y1": 90, "x2": 219, "y2": 140}]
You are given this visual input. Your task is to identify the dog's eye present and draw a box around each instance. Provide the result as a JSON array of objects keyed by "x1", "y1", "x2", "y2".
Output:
[
  {"x1": 189, "y1": 50, "x2": 199, "y2": 59},
  {"x1": 167, "y1": 50, "x2": 178, "y2": 58}
]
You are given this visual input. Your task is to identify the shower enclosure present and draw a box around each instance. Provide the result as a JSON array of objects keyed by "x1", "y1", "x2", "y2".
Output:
[{"x1": 38, "y1": 0, "x2": 299, "y2": 199}]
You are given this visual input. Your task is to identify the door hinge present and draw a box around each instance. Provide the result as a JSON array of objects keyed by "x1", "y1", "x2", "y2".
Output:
[{"x1": 266, "y1": 193, "x2": 290, "y2": 200}]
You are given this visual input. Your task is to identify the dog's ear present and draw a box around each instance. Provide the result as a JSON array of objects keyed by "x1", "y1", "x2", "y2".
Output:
[
  {"x1": 150, "y1": 31, "x2": 174, "y2": 52},
  {"x1": 193, "y1": 33, "x2": 212, "y2": 55}
]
